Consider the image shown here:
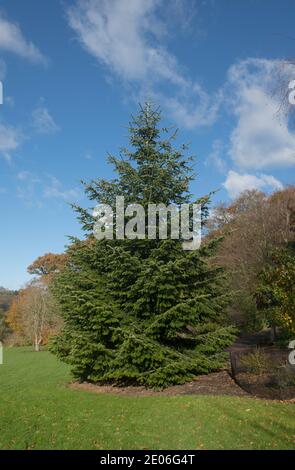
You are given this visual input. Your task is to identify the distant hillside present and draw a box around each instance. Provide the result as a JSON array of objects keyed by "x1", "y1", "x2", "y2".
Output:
[{"x1": 0, "y1": 287, "x2": 17, "y2": 311}]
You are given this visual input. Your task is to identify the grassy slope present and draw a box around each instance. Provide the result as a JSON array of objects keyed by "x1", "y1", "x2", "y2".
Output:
[{"x1": 0, "y1": 347, "x2": 294, "y2": 450}]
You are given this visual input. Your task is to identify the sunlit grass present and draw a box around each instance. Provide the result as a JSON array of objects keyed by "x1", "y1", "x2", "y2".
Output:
[{"x1": 0, "y1": 347, "x2": 294, "y2": 450}]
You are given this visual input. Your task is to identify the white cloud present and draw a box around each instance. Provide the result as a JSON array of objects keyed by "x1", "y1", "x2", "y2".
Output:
[
  {"x1": 32, "y1": 106, "x2": 60, "y2": 134},
  {"x1": 160, "y1": 84, "x2": 221, "y2": 129},
  {"x1": 67, "y1": 0, "x2": 182, "y2": 84},
  {"x1": 223, "y1": 170, "x2": 283, "y2": 199},
  {"x1": 0, "y1": 123, "x2": 22, "y2": 161},
  {"x1": 67, "y1": 0, "x2": 218, "y2": 128},
  {"x1": 0, "y1": 13, "x2": 47, "y2": 64},
  {"x1": 227, "y1": 58, "x2": 295, "y2": 169}
]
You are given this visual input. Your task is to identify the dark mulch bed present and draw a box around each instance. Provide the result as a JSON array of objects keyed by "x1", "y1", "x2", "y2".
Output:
[
  {"x1": 70, "y1": 371, "x2": 249, "y2": 397},
  {"x1": 229, "y1": 336, "x2": 295, "y2": 400},
  {"x1": 236, "y1": 371, "x2": 295, "y2": 400}
]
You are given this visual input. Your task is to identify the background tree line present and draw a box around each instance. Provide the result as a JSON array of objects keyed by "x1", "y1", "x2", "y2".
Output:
[{"x1": 206, "y1": 186, "x2": 295, "y2": 338}]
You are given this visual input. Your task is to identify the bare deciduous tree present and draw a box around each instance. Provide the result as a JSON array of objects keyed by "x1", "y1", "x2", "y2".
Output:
[{"x1": 8, "y1": 281, "x2": 62, "y2": 351}]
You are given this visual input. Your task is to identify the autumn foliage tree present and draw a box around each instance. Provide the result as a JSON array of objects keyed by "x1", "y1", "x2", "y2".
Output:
[
  {"x1": 207, "y1": 187, "x2": 295, "y2": 330},
  {"x1": 6, "y1": 290, "x2": 26, "y2": 340},
  {"x1": 27, "y1": 253, "x2": 68, "y2": 284},
  {"x1": 6, "y1": 252, "x2": 68, "y2": 347},
  {"x1": 7, "y1": 281, "x2": 62, "y2": 350},
  {"x1": 255, "y1": 242, "x2": 295, "y2": 339}
]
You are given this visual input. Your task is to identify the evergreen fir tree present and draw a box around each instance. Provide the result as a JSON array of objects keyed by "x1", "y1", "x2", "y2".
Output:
[{"x1": 51, "y1": 103, "x2": 236, "y2": 388}]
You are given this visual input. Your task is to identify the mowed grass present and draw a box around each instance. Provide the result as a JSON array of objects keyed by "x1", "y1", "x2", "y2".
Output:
[{"x1": 0, "y1": 348, "x2": 294, "y2": 450}]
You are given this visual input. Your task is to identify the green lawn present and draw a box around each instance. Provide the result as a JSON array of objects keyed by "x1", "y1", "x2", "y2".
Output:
[{"x1": 0, "y1": 347, "x2": 294, "y2": 450}]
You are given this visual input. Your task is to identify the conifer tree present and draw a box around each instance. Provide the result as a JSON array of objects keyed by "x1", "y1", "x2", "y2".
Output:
[{"x1": 51, "y1": 103, "x2": 236, "y2": 388}]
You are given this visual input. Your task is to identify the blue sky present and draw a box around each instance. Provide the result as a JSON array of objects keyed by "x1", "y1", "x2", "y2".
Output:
[{"x1": 0, "y1": 0, "x2": 294, "y2": 290}]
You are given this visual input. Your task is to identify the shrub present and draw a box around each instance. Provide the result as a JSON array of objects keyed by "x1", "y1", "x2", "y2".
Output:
[
  {"x1": 268, "y1": 366, "x2": 295, "y2": 389},
  {"x1": 240, "y1": 348, "x2": 273, "y2": 375}
]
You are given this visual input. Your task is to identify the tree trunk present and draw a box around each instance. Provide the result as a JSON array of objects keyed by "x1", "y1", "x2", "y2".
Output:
[
  {"x1": 34, "y1": 335, "x2": 41, "y2": 352},
  {"x1": 270, "y1": 324, "x2": 277, "y2": 342}
]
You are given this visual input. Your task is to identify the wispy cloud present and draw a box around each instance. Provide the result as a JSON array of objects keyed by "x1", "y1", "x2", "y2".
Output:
[
  {"x1": 17, "y1": 170, "x2": 40, "y2": 183},
  {"x1": 32, "y1": 106, "x2": 60, "y2": 135},
  {"x1": 16, "y1": 170, "x2": 42, "y2": 207},
  {"x1": 205, "y1": 139, "x2": 227, "y2": 173},
  {"x1": 159, "y1": 85, "x2": 221, "y2": 129},
  {"x1": 0, "y1": 106, "x2": 59, "y2": 163},
  {"x1": 67, "y1": 0, "x2": 218, "y2": 128},
  {"x1": 223, "y1": 170, "x2": 283, "y2": 199},
  {"x1": 0, "y1": 123, "x2": 22, "y2": 162},
  {"x1": 43, "y1": 176, "x2": 80, "y2": 201},
  {"x1": 16, "y1": 172, "x2": 80, "y2": 207},
  {"x1": 0, "y1": 13, "x2": 47, "y2": 65}
]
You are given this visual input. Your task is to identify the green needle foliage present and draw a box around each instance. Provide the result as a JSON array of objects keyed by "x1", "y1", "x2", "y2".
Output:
[{"x1": 51, "y1": 103, "x2": 236, "y2": 388}]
